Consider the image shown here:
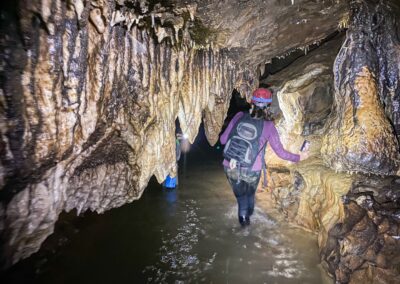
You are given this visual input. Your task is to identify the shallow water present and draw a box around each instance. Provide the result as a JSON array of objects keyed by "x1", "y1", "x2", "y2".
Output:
[{"x1": 3, "y1": 131, "x2": 328, "y2": 284}]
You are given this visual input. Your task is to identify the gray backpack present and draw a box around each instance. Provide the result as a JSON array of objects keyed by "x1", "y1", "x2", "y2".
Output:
[{"x1": 223, "y1": 113, "x2": 265, "y2": 168}]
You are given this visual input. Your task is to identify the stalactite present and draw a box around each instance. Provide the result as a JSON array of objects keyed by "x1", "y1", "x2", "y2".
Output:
[{"x1": 0, "y1": 0, "x2": 256, "y2": 266}]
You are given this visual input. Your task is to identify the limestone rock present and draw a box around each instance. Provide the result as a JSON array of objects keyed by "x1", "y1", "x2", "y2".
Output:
[
  {"x1": 265, "y1": 158, "x2": 400, "y2": 283},
  {"x1": 261, "y1": 3, "x2": 400, "y2": 283},
  {"x1": 263, "y1": 36, "x2": 341, "y2": 170},
  {"x1": 2, "y1": 3, "x2": 400, "y2": 284},
  {"x1": 277, "y1": 64, "x2": 332, "y2": 135},
  {"x1": 321, "y1": 176, "x2": 400, "y2": 283},
  {"x1": 268, "y1": 159, "x2": 353, "y2": 246},
  {"x1": 321, "y1": 0, "x2": 400, "y2": 176}
]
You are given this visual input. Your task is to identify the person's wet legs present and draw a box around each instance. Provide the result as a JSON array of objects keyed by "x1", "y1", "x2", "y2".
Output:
[
  {"x1": 224, "y1": 168, "x2": 261, "y2": 226},
  {"x1": 244, "y1": 172, "x2": 261, "y2": 224},
  {"x1": 229, "y1": 180, "x2": 249, "y2": 226},
  {"x1": 247, "y1": 189, "x2": 255, "y2": 217}
]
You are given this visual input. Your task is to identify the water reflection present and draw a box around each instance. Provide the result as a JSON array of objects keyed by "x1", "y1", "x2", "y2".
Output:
[
  {"x1": 143, "y1": 200, "x2": 215, "y2": 282},
  {"x1": 163, "y1": 188, "x2": 178, "y2": 204}
]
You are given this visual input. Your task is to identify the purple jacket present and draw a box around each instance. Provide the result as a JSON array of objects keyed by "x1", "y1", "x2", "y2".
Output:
[{"x1": 220, "y1": 112, "x2": 300, "y2": 171}]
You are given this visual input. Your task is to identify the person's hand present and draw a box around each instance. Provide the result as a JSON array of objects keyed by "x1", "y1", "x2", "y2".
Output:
[
  {"x1": 229, "y1": 159, "x2": 237, "y2": 169},
  {"x1": 299, "y1": 150, "x2": 310, "y2": 161}
]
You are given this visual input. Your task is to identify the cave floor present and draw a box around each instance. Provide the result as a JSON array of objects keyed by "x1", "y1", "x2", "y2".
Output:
[{"x1": 3, "y1": 130, "x2": 329, "y2": 284}]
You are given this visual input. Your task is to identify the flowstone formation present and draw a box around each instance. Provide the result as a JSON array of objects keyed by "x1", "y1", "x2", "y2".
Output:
[
  {"x1": 263, "y1": 34, "x2": 351, "y2": 250},
  {"x1": 262, "y1": 1, "x2": 400, "y2": 283},
  {"x1": 321, "y1": 0, "x2": 400, "y2": 175}
]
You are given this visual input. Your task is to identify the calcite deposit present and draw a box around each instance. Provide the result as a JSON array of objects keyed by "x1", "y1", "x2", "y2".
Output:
[
  {"x1": 264, "y1": 35, "x2": 342, "y2": 169},
  {"x1": 1, "y1": 0, "x2": 400, "y2": 283},
  {"x1": 267, "y1": 162, "x2": 400, "y2": 283},
  {"x1": 321, "y1": 0, "x2": 400, "y2": 175},
  {"x1": 185, "y1": 0, "x2": 348, "y2": 67},
  {"x1": 262, "y1": 35, "x2": 352, "y2": 249}
]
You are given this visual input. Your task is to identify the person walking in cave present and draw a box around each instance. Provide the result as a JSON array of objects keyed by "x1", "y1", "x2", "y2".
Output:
[
  {"x1": 163, "y1": 133, "x2": 183, "y2": 189},
  {"x1": 220, "y1": 88, "x2": 308, "y2": 226}
]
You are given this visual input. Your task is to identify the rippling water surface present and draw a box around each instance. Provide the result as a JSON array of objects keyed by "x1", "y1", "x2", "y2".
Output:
[{"x1": 4, "y1": 130, "x2": 328, "y2": 284}]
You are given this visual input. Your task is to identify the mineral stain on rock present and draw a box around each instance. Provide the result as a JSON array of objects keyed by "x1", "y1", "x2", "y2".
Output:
[{"x1": 1, "y1": 0, "x2": 400, "y2": 283}]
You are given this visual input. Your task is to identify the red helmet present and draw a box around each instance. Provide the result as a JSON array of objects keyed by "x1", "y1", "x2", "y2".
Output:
[{"x1": 251, "y1": 88, "x2": 273, "y2": 105}]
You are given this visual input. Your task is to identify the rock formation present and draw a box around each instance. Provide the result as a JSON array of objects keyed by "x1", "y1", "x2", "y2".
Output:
[
  {"x1": 321, "y1": 0, "x2": 400, "y2": 176},
  {"x1": 263, "y1": 33, "x2": 351, "y2": 248},
  {"x1": 262, "y1": 1, "x2": 400, "y2": 283},
  {"x1": 322, "y1": 176, "x2": 400, "y2": 283},
  {"x1": 1, "y1": 0, "x2": 400, "y2": 283},
  {"x1": 0, "y1": 0, "x2": 257, "y2": 266},
  {"x1": 180, "y1": 0, "x2": 348, "y2": 67}
]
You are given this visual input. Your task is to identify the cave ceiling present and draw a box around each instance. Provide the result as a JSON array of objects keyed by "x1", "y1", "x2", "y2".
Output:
[
  {"x1": 180, "y1": 0, "x2": 349, "y2": 68},
  {"x1": 114, "y1": 0, "x2": 350, "y2": 68}
]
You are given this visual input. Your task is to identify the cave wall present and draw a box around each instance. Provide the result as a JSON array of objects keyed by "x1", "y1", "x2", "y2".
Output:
[
  {"x1": 0, "y1": 0, "x2": 257, "y2": 266},
  {"x1": 322, "y1": 0, "x2": 400, "y2": 175},
  {"x1": 321, "y1": 176, "x2": 400, "y2": 284},
  {"x1": 0, "y1": 0, "x2": 349, "y2": 269},
  {"x1": 262, "y1": 1, "x2": 400, "y2": 283},
  {"x1": 262, "y1": 33, "x2": 352, "y2": 252}
]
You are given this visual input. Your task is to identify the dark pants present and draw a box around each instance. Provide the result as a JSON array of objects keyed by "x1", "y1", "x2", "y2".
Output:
[{"x1": 224, "y1": 167, "x2": 261, "y2": 218}]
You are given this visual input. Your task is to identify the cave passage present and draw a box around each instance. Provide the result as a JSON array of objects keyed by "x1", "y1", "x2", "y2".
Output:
[
  {"x1": 3, "y1": 1, "x2": 400, "y2": 282},
  {"x1": 3, "y1": 127, "x2": 325, "y2": 283}
]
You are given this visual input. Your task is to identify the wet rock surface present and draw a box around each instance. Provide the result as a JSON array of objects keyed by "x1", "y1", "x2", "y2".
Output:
[
  {"x1": 266, "y1": 158, "x2": 400, "y2": 283},
  {"x1": 263, "y1": 34, "x2": 342, "y2": 171},
  {"x1": 322, "y1": 176, "x2": 400, "y2": 283},
  {"x1": 321, "y1": 0, "x2": 400, "y2": 176},
  {"x1": 259, "y1": 1, "x2": 400, "y2": 282},
  {"x1": 184, "y1": 0, "x2": 348, "y2": 68}
]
